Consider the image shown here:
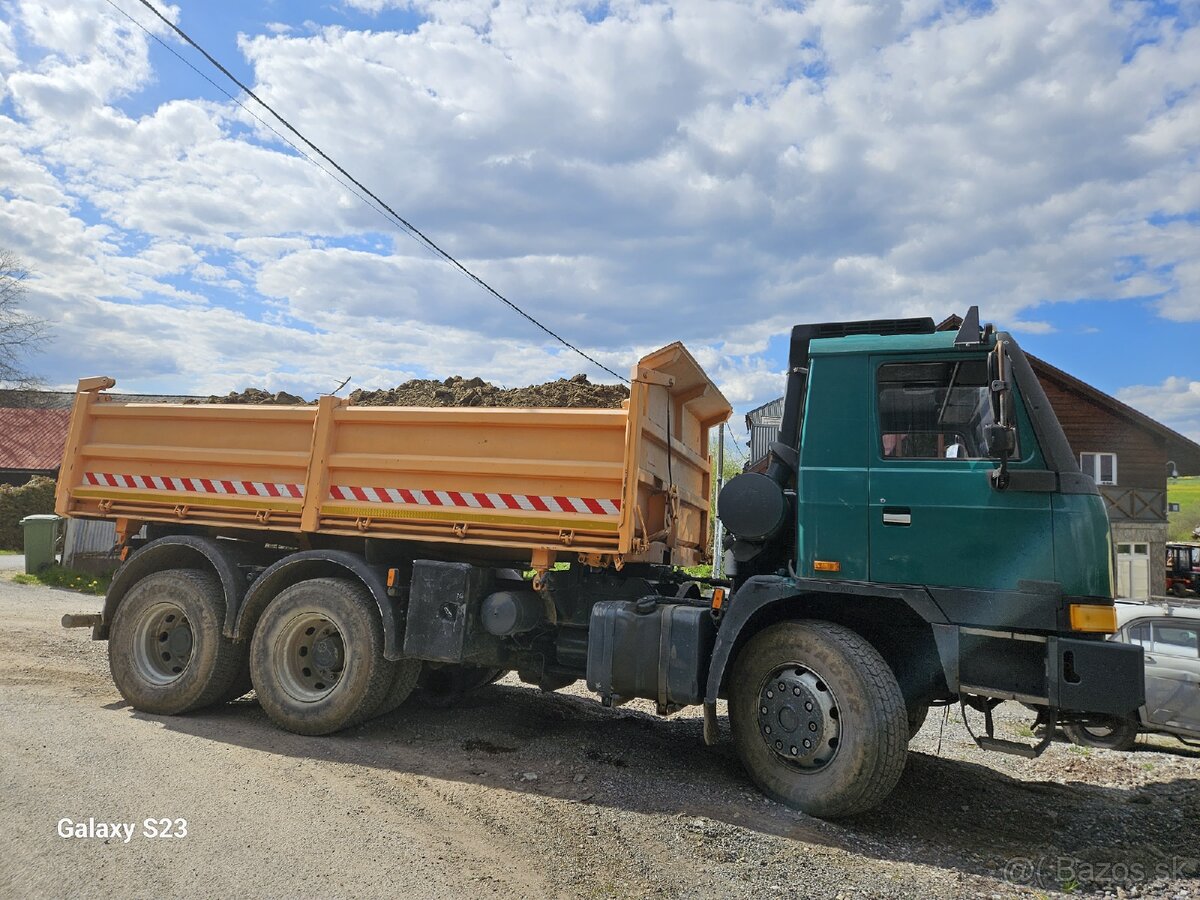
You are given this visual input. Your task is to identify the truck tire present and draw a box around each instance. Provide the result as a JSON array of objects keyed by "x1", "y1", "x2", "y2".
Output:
[
  {"x1": 729, "y1": 620, "x2": 908, "y2": 818},
  {"x1": 907, "y1": 702, "x2": 930, "y2": 740},
  {"x1": 108, "y1": 569, "x2": 247, "y2": 715},
  {"x1": 1063, "y1": 715, "x2": 1139, "y2": 751},
  {"x1": 374, "y1": 658, "x2": 423, "y2": 717},
  {"x1": 414, "y1": 664, "x2": 506, "y2": 708},
  {"x1": 250, "y1": 578, "x2": 396, "y2": 735}
]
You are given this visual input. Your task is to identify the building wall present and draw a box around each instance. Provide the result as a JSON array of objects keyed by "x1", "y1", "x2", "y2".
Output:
[{"x1": 1037, "y1": 378, "x2": 1167, "y2": 488}]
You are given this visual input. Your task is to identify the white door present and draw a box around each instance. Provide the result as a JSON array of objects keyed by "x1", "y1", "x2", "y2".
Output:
[{"x1": 1116, "y1": 543, "x2": 1150, "y2": 599}]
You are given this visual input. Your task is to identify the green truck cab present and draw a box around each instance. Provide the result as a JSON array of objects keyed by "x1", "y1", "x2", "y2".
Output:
[{"x1": 711, "y1": 309, "x2": 1143, "y2": 815}]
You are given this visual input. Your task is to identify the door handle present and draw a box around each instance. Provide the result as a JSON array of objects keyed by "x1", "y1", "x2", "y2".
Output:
[{"x1": 882, "y1": 507, "x2": 912, "y2": 526}]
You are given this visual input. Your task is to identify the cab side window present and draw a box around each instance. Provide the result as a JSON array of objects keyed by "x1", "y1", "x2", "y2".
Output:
[{"x1": 877, "y1": 359, "x2": 1009, "y2": 460}]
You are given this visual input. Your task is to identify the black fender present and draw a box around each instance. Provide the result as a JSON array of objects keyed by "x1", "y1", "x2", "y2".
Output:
[
  {"x1": 703, "y1": 575, "x2": 950, "y2": 706},
  {"x1": 97, "y1": 535, "x2": 251, "y2": 641},
  {"x1": 230, "y1": 550, "x2": 404, "y2": 661}
]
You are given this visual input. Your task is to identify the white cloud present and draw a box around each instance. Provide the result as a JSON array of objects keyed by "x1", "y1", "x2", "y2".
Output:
[
  {"x1": 0, "y1": 0, "x2": 1196, "y2": 434},
  {"x1": 1118, "y1": 377, "x2": 1200, "y2": 444}
]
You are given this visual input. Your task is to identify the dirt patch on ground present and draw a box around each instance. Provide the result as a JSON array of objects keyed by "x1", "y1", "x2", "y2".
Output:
[{"x1": 190, "y1": 374, "x2": 629, "y2": 409}]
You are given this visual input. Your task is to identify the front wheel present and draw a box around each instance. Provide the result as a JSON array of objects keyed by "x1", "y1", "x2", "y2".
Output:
[
  {"x1": 729, "y1": 621, "x2": 908, "y2": 818},
  {"x1": 1063, "y1": 715, "x2": 1139, "y2": 751}
]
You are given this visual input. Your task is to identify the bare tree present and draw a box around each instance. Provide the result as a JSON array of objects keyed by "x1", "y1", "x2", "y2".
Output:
[{"x1": 0, "y1": 249, "x2": 46, "y2": 388}]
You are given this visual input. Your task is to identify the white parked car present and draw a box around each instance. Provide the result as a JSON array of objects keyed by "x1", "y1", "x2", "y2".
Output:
[{"x1": 1064, "y1": 600, "x2": 1200, "y2": 750}]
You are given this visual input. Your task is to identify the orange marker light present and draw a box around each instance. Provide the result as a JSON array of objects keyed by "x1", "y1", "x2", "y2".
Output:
[
  {"x1": 813, "y1": 560, "x2": 841, "y2": 573},
  {"x1": 386, "y1": 568, "x2": 399, "y2": 589},
  {"x1": 711, "y1": 587, "x2": 726, "y2": 611},
  {"x1": 1069, "y1": 603, "x2": 1116, "y2": 633}
]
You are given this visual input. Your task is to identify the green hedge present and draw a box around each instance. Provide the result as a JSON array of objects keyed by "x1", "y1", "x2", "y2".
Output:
[{"x1": 0, "y1": 476, "x2": 57, "y2": 551}]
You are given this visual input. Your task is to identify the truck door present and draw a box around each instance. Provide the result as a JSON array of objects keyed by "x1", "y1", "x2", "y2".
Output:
[{"x1": 867, "y1": 354, "x2": 1055, "y2": 591}]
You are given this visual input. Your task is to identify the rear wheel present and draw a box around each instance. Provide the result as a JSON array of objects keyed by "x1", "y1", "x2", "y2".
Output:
[
  {"x1": 906, "y1": 702, "x2": 930, "y2": 740},
  {"x1": 250, "y1": 578, "x2": 395, "y2": 735},
  {"x1": 109, "y1": 569, "x2": 246, "y2": 715},
  {"x1": 729, "y1": 621, "x2": 908, "y2": 818},
  {"x1": 1063, "y1": 715, "x2": 1139, "y2": 751}
]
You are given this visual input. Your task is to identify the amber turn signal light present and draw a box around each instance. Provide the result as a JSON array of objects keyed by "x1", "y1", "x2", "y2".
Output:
[
  {"x1": 813, "y1": 560, "x2": 841, "y2": 573},
  {"x1": 1068, "y1": 603, "x2": 1117, "y2": 633},
  {"x1": 710, "y1": 587, "x2": 726, "y2": 611}
]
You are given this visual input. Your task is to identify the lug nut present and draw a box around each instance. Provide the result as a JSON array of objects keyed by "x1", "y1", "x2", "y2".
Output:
[
  {"x1": 803, "y1": 739, "x2": 812, "y2": 749},
  {"x1": 805, "y1": 701, "x2": 813, "y2": 712},
  {"x1": 760, "y1": 705, "x2": 768, "y2": 715},
  {"x1": 790, "y1": 746, "x2": 798, "y2": 755},
  {"x1": 809, "y1": 721, "x2": 818, "y2": 731},
  {"x1": 793, "y1": 686, "x2": 801, "y2": 696}
]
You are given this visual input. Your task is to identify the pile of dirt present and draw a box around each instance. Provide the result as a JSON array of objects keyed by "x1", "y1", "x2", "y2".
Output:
[
  {"x1": 348, "y1": 373, "x2": 628, "y2": 409},
  {"x1": 189, "y1": 388, "x2": 309, "y2": 406},
  {"x1": 193, "y1": 375, "x2": 628, "y2": 409}
]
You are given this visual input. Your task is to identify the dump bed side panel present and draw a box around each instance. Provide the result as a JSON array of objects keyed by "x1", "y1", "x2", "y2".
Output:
[
  {"x1": 55, "y1": 343, "x2": 731, "y2": 568},
  {"x1": 313, "y1": 404, "x2": 628, "y2": 554},
  {"x1": 55, "y1": 397, "x2": 313, "y2": 531}
]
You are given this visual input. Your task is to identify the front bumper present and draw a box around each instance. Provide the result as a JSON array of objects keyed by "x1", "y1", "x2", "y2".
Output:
[{"x1": 932, "y1": 625, "x2": 1145, "y2": 716}]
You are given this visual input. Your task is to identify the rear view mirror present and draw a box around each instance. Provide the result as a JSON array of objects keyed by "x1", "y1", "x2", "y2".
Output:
[{"x1": 986, "y1": 423, "x2": 1015, "y2": 459}]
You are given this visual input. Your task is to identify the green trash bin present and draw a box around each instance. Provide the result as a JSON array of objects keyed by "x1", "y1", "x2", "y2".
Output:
[{"x1": 20, "y1": 514, "x2": 62, "y2": 573}]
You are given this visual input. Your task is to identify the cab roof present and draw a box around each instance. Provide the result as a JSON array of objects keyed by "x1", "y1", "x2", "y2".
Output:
[{"x1": 808, "y1": 329, "x2": 998, "y2": 357}]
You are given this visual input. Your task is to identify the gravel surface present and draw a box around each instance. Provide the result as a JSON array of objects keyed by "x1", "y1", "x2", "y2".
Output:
[{"x1": 2, "y1": 577, "x2": 1198, "y2": 899}]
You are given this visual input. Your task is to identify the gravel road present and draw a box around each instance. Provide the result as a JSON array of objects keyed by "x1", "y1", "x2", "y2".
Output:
[{"x1": 1, "y1": 577, "x2": 1198, "y2": 899}]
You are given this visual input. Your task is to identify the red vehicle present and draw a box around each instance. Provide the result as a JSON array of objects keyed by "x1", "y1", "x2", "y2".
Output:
[{"x1": 1166, "y1": 542, "x2": 1200, "y2": 597}]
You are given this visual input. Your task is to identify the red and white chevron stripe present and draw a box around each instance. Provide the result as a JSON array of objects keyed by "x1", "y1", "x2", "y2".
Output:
[
  {"x1": 328, "y1": 485, "x2": 621, "y2": 516},
  {"x1": 83, "y1": 472, "x2": 304, "y2": 499}
]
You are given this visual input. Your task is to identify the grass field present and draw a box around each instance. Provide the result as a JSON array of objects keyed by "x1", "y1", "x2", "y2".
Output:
[{"x1": 1168, "y1": 476, "x2": 1200, "y2": 541}]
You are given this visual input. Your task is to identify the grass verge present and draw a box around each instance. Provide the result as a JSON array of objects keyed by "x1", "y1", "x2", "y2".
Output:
[
  {"x1": 12, "y1": 565, "x2": 110, "y2": 595},
  {"x1": 1168, "y1": 476, "x2": 1200, "y2": 541}
]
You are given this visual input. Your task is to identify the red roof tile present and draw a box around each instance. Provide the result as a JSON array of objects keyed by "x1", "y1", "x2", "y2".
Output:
[{"x1": 0, "y1": 407, "x2": 71, "y2": 472}]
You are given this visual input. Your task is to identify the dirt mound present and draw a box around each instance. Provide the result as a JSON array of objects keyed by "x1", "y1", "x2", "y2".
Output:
[
  {"x1": 348, "y1": 373, "x2": 628, "y2": 409},
  {"x1": 193, "y1": 374, "x2": 628, "y2": 409},
  {"x1": 189, "y1": 388, "x2": 309, "y2": 406}
]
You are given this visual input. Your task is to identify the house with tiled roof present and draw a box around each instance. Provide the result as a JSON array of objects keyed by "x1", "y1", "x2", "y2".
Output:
[{"x1": 0, "y1": 389, "x2": 200, "y2": 486}]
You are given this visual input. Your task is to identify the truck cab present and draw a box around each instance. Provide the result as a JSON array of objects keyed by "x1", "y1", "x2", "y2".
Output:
[{"x1": 712, "y1": 310, "x2": 1143, "y2": 813}]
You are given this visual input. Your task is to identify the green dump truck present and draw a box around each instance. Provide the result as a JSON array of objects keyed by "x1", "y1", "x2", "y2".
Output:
[{"x1": 60, "y1": 308, "x2": 1143, "y2": 818}]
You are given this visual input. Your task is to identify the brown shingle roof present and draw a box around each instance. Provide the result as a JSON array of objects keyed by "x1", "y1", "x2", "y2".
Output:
[{"x1": 0, "y1": 407, "x2": 71, "y2": 472}]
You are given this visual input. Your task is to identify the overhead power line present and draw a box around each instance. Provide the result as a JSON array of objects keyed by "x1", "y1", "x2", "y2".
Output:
[{"x1": 105, "y1": 0, "x2": 629, "y2": 383}]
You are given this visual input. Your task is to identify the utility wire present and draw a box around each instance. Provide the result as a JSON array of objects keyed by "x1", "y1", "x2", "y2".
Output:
[
  {"x1": 100, "y1": 0, "x2": 402, "y2": 242},
  {"x1": 112, "y1": 0, "x2": 628, "y2": 383}
]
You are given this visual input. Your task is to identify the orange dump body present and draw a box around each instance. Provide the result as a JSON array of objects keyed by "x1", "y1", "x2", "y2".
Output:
[{"x1": 55, "y1": 343, "x2": 731, "y2": 570}]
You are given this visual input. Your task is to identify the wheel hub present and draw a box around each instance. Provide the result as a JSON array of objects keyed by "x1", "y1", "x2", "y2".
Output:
[
  {"x1": 132, "y1": 602, "x2": 194, "y2": 686},
  {"x1": 758, "y1": 665, "x2": 840, "y2": 770},
  {"x1": 311, "y1": 634, "x2": 344, "y2": 670},
  {"x1": 274, "y1": 612, "x2": 346, "y2": 703}
]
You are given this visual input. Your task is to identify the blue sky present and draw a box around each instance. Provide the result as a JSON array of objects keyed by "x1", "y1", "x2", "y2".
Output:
[{"x1": 0, "y1": 0, "x2": 1198, "y2": 441}]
